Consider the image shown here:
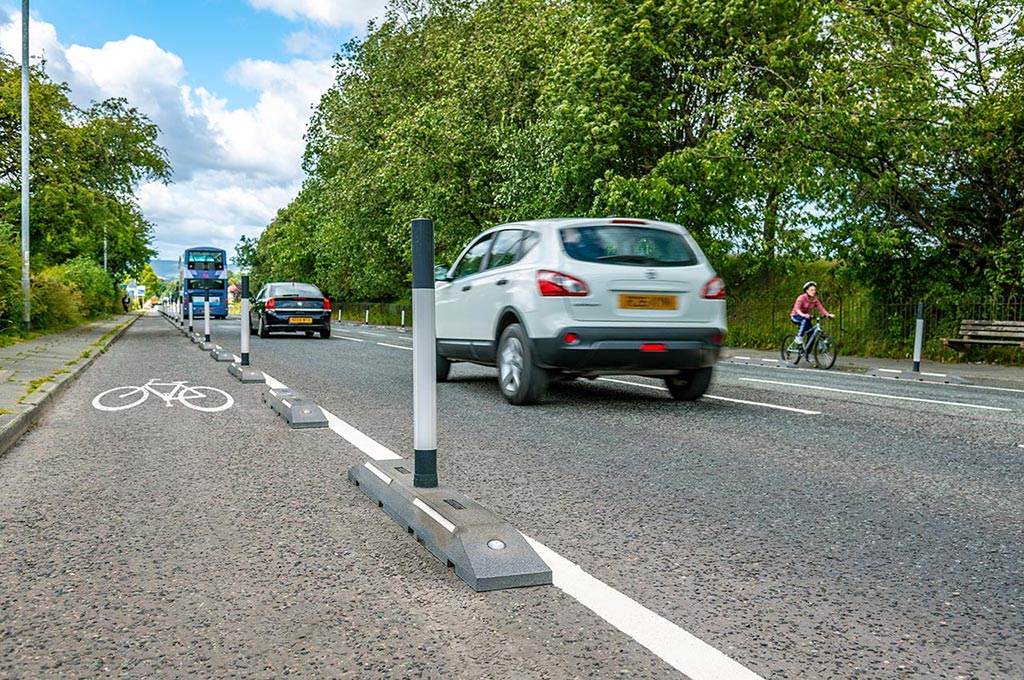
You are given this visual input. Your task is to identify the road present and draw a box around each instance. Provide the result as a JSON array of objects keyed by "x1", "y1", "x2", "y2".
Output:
[{"x1": 1, "y1": 312, "x2": 1021, "y2": 679}]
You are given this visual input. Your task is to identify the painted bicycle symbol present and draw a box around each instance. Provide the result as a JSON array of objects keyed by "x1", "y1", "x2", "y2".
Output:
[{"x1": 92, "y1": 379, "x2": 234, "y2": 412}]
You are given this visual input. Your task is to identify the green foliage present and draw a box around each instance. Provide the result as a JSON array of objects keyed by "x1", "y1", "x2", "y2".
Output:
[
  {"x1": 60, "y1": 256, "x2": 118, "y2": 316},
  {"x1": 29, "y1": 267, "x2": 84, "y2": 330}
]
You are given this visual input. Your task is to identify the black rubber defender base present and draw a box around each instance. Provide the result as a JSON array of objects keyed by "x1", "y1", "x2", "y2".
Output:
[{"x1": 348, "y1": 459, "x2": 552, "y2": 592}]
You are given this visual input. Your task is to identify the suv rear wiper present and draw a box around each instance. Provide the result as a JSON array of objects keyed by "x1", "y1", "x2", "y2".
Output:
[{"x1": 596, "y1": 254, "x2": 661, "y2": 265}]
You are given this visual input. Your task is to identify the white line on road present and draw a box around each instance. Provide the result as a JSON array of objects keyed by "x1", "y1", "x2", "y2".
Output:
[
  {"x1": 597, "y1": 378, "x2": 820, "y2": 414},
  {"x1": 355, "y1": 330, "x2": 388, "y2": 337},
  {"x1": 740, "y1": 378, "x2": 1013, "y2": 412},
  {"x1": 257, "y1": 366, "x2": 765, "y2": 677},
  {"x1": 524, "y1": 535, "x2": 766, "y2": 680},
  {"x1": 877, "y1": 368, "x2": 902, "y2": 373},
  {"x1": 762, "y1": 358, "x2": 780, "y2": 363},
  {"x1": 920, "y1": 372, "x2": 948, "y2": 377},
  {"x1": 733, "y1": 356, "x2": 751, "y2": 360},
  {"x1": 378, "y1": 342, "x2": 413, "y2": 351},
  {"x1": 338, "y1": 336, "x2": 366, "y2": 342}
]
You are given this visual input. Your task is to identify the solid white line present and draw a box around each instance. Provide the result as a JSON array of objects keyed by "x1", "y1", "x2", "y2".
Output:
[
  {"x1": 378, "y1": 342, "x2": 413, "y2": 351},
  {"x1": 322, "y1": 410, "x2": 403, "y2": 461},
  {"x1": 740, "y1": 378, "x2": 1013, "y2": 412},
  {"x1": 597, "y1": 378, "x2": 820, "y2": 414},
  {"x1": 762, "y1": 358, "x2": 780, "y2": 363},
  {"x1": 338, "y1": 336, "x2": 366, "y2": 342},
  {"x1": 877, "y1": 368, "x2": 902, "y2": 373},
  {"x1": 413, "y1": 498, "x2": 456, "y2": 533},
  {"x1": 733, "y1": 356, "x2": 751, "y2": 360},
  {"x1": 523, "y1": 535, "x2": 765, "y2": 680},
  {"x1": 920, "y1": 372, "x2": 947, "y2": 377},
  {"x1": 261, "y1": 364, "x2": 765, "y2": 678},
  {"x1": 705, "y1": 395, "x2": 821, "y2": 415},
  {"x1": 262, "y1": 373, "x2": 287, "y2": 390},
  {"x1": 356, "y1": 330, "x2": 388, "y2": 337}
]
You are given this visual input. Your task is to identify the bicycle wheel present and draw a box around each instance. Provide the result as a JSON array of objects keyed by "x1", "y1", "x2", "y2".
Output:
[
  {"x1": 177, "y1": 385, "x2": 234, "y2": 412},
  {"x1": 780, "y1": 334, "x2": 802, "y2": 365},
  {"x1": 813, "y1": 333, "x2": 837, "y2": 369},
  {"x1": 92, "y1": 385, "x2": 148, "y2": 411}
]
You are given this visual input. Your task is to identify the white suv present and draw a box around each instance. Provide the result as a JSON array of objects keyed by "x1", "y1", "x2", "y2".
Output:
[{"x1": 434, "y1": 217, "x2": 727, "y2": 404}]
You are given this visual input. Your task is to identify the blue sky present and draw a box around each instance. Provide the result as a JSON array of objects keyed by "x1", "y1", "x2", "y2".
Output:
[{"x1": 0, "y1": 0, "x2": 389, "y2": 261}]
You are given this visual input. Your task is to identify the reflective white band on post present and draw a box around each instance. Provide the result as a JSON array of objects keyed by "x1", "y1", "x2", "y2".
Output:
[
  {"x1": 413, "y1": 287, "x2": 436, "y2": 453},
  {"x1": 912, "y1": 302, "x2": 924, "y2": 373},
  {"x1": 188, "y1": 297, "x2": 194, "y2": 330},
  {"x1": 204, "y1": 296, "x2": 211, "y2": 341},
  {"x1": 240, "y1": 298, "x2": 250, "y2": 363}
]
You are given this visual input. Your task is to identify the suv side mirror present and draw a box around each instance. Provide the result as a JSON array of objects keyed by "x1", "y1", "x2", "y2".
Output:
[{"x1": 434, "y1": 265, "x2": 451, "y2": 282}]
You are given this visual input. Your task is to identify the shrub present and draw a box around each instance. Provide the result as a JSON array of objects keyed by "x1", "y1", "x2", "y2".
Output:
[
  {"x1": 57, "y1": 256, "x2": 118, "y2": 316},
  {"x1": 30, "y1": 267, "x2": 84, "y2": 330}
]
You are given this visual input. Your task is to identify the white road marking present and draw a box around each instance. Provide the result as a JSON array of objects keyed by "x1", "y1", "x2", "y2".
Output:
[
  {"x1": 338, "y1": 336, "x2": 366, "y2": 342},
  {"x1": 378, "y1": 342, "x2": 413, "y2": 351},
  {"x1": 762, "y1": 358, "x2": 780, "y2": 363},
  {"x1": 363, "y1": 462, "x2": 394, "y2": 485},
  {"x1": 733, "y1": 356, "x2": 751, "y2": 360},
  {"x1": 740, "y1": 378, "x2": 1013, "y2": 412},
  {"x1": 355, "y1": 330, "x2": 388, "y2": 337},
  {"x1": 877, "y1": 368, "x2": 902, "y2": 373},
  {"x1": 255, "y1": 369, "x2": 764, "y2": 679},
  {"x1": 524, "y1": 535, "x2": 766, "y2": 680},
  {"x1": 921, "y1": 372, "x2": 947, "y2": 377},
  {"x1": 597, "y1": 378, "x2": 820, "y2": 414}
]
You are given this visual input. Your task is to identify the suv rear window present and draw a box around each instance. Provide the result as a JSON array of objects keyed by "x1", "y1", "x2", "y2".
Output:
[
  {"x1": 269, "y1": 283, "x2": 323, "y2": 298},
  {"x1": 560, "y1": 226, "x2": 698, "y2": 266}
]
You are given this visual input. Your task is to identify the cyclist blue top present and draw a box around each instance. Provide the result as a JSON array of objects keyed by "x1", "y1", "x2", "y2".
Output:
[{"x1": 791, "y1": 281, "x2": 833, "y2": 339}]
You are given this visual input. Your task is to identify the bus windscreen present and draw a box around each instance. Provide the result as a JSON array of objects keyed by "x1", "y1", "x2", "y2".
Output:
[{"x1": 186, "y1": 249, "x2": 224, "y2": 271}]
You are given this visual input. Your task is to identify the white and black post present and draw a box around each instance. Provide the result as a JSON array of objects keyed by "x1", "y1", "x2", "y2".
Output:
[
  {"x1": 188, "y1": 293, "x2": 194, "y2": 334},
  {"x1": 412, "y1": 217, "x2": 437, "y2": 488},
  {"x1": 912, "y1": 302, "x2": 924, "y2": 373},
  {"x1": 203, "y1": 289, "x2": 212, "y2": 344},
  {"x1": 240, "y1": 275, "x2": 251, "y2": 366}
]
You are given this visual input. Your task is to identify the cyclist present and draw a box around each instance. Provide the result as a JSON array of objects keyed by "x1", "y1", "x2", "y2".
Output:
[{"x1": 791, "y1": 281, "x2": 833, "y2": 344}]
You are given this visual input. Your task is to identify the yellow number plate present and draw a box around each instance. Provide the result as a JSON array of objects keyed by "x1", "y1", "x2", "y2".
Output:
[
  {"x1": 288, "y1": 317, "x2": 313, "y2": 324},
  {"x1": 619, "y1": 294, "x2": 677, "y2": 310}
]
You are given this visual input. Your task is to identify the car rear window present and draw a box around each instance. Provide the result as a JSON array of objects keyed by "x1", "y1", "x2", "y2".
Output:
[
  {"x1": 560, "y1": 225, "x2": 698, "y2": 266},
  {"x1": 269, "y1": 283, "x2": 323, "y2": 298}
]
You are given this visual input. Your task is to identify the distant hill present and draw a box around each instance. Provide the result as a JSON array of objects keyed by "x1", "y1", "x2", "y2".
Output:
[{"x1": 149, "y1": 259, "x2": 179, "y2": 281}]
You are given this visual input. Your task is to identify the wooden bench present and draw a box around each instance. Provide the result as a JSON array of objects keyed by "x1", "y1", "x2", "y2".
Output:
[{"x1": 942, "y1": 319, "x2": 1024, "y2": 353}]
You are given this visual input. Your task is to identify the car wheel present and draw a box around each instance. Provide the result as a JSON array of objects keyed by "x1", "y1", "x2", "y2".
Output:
[
  {"x1": 258, "y1": 315, "x2": 270, "y2": 338},
  {"x1": 437, "y1": 347, "x2": 451, "y2": 382},
  {"x1": 248, "y1": 317, "x2": 256, "y2": 336},
  {"x1": 320, "y1": 326, "x2": 331, "y2": 339},
  {"x1": 497, "y1": 323, "x2": 546, "y2": 405},
  {"x1": 664, "y1": 366, "x2": 713, "y2": 401}
]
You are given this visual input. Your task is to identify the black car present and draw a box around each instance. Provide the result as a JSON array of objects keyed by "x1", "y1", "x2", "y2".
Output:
[{"x1": 249, "y1": 282, "x2": 332, "y2": 339}]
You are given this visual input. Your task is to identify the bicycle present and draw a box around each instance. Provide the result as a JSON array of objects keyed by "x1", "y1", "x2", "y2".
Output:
[
  {"x1": 92, "y1": 379, "x2": 234, "y2": 412},
  {"x1": 780, "y1": 316, "x2": 837, "y2": 369}
]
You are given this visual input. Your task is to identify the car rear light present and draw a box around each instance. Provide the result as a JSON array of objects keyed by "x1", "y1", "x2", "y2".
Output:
[
  {"x1": 640, "y1": 343, "x2": 668, "y2": 352},
  {"x1": 323, "y1": 299, "x2": 331, "y2": 311},
  {"x1": 712, "y1": 334, "x2": 724, "y2": 345},
  {"x1": 701, "y1": 276, "x2": 726, "y2": 300},
  {"x1": 266, "y1": 298, "x2": 276, "y2": 310},
  {"x1": 564, "y1": 332, "x2": 580, "y2": 345},
  {"x1": 610, "y1": 218, "x2": 648, "y2": 225},
  {"x1": 538, "y1": 270, "x2": 589, "y2": 297}
]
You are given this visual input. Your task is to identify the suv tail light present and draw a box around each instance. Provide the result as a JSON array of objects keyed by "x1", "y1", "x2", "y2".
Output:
[
  {"x1": 266, "y1": 298, "x2": 276, "y2": 310},
  {"x1": 701, "y1": 277, "x2": 726, "y2": 300},
  {"x1": 323, "y1": 299, "x2": 331, "y2": 311},
  {"x1": 538, "y1": 270, "x2": 589, "y2": 297}
]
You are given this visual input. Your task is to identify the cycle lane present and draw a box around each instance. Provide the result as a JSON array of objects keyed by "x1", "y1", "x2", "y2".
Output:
[{"x1": 0, "y1": 313, "x2": 690, "y2": 678}]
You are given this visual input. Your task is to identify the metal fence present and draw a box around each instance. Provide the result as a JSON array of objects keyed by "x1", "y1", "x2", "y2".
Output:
[{"x1": 336, "y1": 296, "x2": 1024, "y2": 361}]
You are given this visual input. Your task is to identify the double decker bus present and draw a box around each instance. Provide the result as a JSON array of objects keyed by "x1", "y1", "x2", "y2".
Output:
[{"x1": 179, "y1": 246, "x2": 229, "y2": 319}]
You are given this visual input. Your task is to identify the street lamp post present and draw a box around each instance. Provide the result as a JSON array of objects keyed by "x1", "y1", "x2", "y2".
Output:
[{"x1": 20, "y1": 0, "x2": 30, "y2": 331}]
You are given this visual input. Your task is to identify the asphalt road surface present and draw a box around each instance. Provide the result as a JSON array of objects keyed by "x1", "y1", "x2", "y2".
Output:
[{"x1": 1, "y1": 313, "x2": 1021, "y2": 679}]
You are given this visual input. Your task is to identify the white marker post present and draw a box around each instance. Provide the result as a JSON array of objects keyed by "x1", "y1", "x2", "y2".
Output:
[
  {"x1": 412, "y1": 217, "x2": 437, "y2": 488},
  {"x1": 203, "y1": 289, "x2": 211, "y2": 344},
  {"x1": 912, "y1": 302, "x2": 924, "y2": 373},
  {"x1": 188, "y1": 294, "x2": 194, "y2": 334},
  {"x1": 240, "y1": 275, "x2": 251, "y2": 366}
]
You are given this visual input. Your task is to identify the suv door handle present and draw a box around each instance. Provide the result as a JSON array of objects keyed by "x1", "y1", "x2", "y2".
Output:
[
  {"x1": 496, "y1": 279, "x2": 509, "y2": 286},
  {"x1": 461, "y1": 285, "x2": 472, "y2": 292}
]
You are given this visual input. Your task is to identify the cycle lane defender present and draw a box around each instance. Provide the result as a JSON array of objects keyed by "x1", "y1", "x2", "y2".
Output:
[{"x1": 0, "y1": 313, "x2": 141, "y2": 459}]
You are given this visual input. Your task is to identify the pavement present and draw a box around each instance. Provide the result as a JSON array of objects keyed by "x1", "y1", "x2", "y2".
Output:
[
  {"x1": 0, "y1": 311, "x2": 140, "y2": 457},
  {"x1": 0, "y1": 309, "x2": 1020, "y2": 460}
]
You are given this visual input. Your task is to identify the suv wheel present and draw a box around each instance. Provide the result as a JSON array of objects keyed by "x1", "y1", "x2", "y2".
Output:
[
  {"x1": 437, "y1": 347, "x2": 452, "y2": 382},
  {"x1": 665, "y1": 367, "x2": 712, "y2": 401},
  {"x1": 497, "y1": 324, "x2": 546, "y2": 405}
]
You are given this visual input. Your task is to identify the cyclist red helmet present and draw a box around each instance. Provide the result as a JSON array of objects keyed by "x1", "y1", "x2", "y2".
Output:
[{"x1": 803, "y1": 281, "x2": 817, "y2": 292}]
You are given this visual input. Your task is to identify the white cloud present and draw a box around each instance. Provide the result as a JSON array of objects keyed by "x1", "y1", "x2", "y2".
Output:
[
  {"x1": 0, "y1": 10, "x2": 338, "y2": 260},
  {"x1": 248, "y1": 0, "x2": 389, "y2": 29},
  {"x1": 284, "y1": 29, "x2": 334, "y2": 57}
]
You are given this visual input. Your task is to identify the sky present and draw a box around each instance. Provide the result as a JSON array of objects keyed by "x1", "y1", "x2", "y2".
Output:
[{"x1": 0, "y1": 0, "x2": 390, "y2": 262}]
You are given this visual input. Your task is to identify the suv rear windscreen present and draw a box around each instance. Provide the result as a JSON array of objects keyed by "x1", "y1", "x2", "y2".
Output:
[
  {"x1": 561, "y1": 226, "x2": 698, "y2": 266},
  {"x1": 269, "y1": 283, "x2": 323, "y2": 299}
]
